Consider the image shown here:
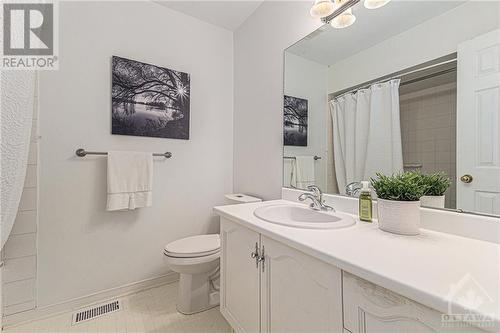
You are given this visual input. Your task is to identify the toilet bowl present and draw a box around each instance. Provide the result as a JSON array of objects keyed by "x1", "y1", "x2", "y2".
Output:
[
  {"x1": 163, "y1": 234, "x2": 221, "y2": 314},
  {"x1": 164, "y1": 193, "x2": 261, "y2": 314}
]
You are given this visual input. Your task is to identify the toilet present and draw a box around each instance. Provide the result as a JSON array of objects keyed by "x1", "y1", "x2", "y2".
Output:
[{"x1": 164, "y1": 193, "x2": 261, "y2": 314}]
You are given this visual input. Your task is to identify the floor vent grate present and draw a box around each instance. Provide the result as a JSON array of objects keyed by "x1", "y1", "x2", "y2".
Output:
[{"x1": 72, "y1": 300, "x2": 121, "y2": 325}]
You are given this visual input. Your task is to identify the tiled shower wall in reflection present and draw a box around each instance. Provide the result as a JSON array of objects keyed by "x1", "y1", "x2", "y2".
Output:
[
  {"x1": 400, "y1": 82, "x2": 457, "y2": 208},
  {"x1": 1, "y1": 88, "x2": 39, "y2": 316}
]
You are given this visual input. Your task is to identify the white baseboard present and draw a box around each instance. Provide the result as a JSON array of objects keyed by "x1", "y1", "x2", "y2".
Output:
[{"x1": 3, "y1": 272, "x2": 179, "y2": 329}]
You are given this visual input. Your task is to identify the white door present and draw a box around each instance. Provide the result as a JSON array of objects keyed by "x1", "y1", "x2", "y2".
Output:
[
  {"x1": 457, "y1": 29, "x2": 500, "y2": 215},
  {"x1": 260, "y1": 236, "x2": 343, "y2": 333},
  {"x1": 220, "y1": 218, "x2": 261, "y2": 333}
]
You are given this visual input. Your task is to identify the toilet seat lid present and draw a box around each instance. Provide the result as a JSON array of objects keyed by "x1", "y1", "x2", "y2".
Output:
[{"x1": 164, "y1": 234, "x2": 220, "y2": 258}]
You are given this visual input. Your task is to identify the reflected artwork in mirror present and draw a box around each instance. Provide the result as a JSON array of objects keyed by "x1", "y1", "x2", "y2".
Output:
[
  {"x1": 284, "y1": 95, "x2": 308, "y2": 147},
  {"x1": 282, "y1": 0, "x2": 500, "y2": 217}
]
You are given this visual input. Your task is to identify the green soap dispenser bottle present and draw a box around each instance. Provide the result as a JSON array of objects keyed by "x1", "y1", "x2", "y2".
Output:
[{"x1": 358, "y1": 181, "x2": 373, "y2": 222}]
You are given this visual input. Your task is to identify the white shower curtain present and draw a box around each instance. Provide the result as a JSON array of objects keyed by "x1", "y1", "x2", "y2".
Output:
[
  {"x1": 1, "y1": 71, "x2": 36, "y2": 249},
  {"x1": 330, "y1": 79, "x2": 403, "y2": 194}
]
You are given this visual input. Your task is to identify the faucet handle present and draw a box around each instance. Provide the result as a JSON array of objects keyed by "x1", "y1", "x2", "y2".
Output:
[{"x1": 307, "y1": 185, "x2": 322, "y2": 199}]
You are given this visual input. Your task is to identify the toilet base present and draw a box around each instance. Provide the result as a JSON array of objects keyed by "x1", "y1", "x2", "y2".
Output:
[
  {"x1": 177, "y1": 272, "x2": 220, "y2": 315},
  {"x1": 177, "y1": 303, "x2": 218, "y2": 315}
]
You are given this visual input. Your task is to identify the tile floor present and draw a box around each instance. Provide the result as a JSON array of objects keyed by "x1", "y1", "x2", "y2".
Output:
[{"x1": 4, "y1": 282, "x2": 231, "y2": 333}]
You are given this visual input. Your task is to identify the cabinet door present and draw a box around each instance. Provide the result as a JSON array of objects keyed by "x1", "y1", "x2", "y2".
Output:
[
  {"x1": 343, "y1": 272, "x2": 485, "y2": 333},
  {"x1": 220, "y1": 218, "x2": 261, "y2": 333},
  {"x1": 260, "y1": 236, "x2": 343, "y2": 333}
]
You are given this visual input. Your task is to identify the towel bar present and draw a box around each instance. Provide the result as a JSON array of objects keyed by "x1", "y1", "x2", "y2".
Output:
[
  {"x1": 284, "y1": 156, "x2": 321, "y2": 161},
  {"x1": 75, "y1": 148, "x2": 172, "y2": 158},
  {"x1": 403, "y1": 163, "x2": 422, "y2": 169}
]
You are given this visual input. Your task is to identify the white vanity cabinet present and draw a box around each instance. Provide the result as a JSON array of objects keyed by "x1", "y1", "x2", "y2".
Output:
[
  {"x1": 342, "y1": 272, "x2": 485, "y2": 333},
  {"x1": 220, "y1": 217, "x2": 343, "y2": 333},
  {"x1": 220, "y1": 218, "x2": 261, "y2": 333},
  {"x1": 260, "y1": 235, "x2": 343, "y2": 333},
  {"x1": 220, "y1": 217, "x2": 489, "y2": 333}
]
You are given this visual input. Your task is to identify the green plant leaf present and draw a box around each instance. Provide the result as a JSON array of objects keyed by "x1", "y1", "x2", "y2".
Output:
[
  {"x1": 370, "y1": 171, "x2": 452, "y2": 201},
  {"x1": 370, "y1": 171, "x2": 425, "y2": 201},
  {"x1": 419, "y1": 172, "x2": 452, "y2": 196}
]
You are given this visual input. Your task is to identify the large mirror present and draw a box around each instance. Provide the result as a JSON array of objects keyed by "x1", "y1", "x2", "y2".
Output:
[{"x1": 283, "y1": 1, "x2": 500, "y2": 217}]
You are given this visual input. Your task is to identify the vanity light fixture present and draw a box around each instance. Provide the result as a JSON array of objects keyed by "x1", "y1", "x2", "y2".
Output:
[
  {"x1": 313, "y1": 0, "x2": 359, "y2": 25},
  {"x1": 310, "y1": 0, "x2": 335, "y2": 19},
  {"x1": 330, "y1": 5, "x2": 356, "y2": 29},
  {"x1": 312, "y1": 0, "x2": 388, "y2": 28},
  {"x1": 363, "y1": 0, "x2": 391, "y2": 9}
]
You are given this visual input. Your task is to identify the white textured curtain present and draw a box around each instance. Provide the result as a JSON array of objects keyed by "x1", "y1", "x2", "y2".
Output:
[
  {"x1": 330, "y1": 79, "x2": 403, "y2": 194},
  {"x1": 1, "y1": 71, "x2": 36, "y2": 249}
]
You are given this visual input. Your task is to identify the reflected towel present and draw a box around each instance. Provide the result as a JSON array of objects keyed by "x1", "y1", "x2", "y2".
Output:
[
  {"x1": 291, "y1": 156, "x2": 315, "y2": 189},
  {"x1": 106, "y1": 151, "x2": 153, "y2": 211}
]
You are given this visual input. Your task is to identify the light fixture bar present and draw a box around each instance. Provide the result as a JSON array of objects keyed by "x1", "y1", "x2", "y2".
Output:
[{"x1": 320, "y1": 0, "x2": 360, "y2": 24}]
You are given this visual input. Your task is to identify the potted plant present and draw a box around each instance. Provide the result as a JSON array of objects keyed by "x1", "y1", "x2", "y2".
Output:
[
  {"x1": 419, "y1": 172, "x2": 451, "y2": 209},
  {"x1": 371, "y1": 172, "x2": 424, "y2": 235}
]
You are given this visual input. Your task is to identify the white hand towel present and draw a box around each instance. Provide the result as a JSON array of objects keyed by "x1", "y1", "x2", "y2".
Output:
[
  {"x1": 291, "y1": 156, "x2": 315, "y2": 189},
  {"x1": 106, "y1": 151, "x2": 153, "y2": 211}
]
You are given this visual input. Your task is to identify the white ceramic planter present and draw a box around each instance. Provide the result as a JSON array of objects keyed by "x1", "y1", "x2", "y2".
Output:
[
  {"x1": 377, "y1": 199, "x2": 421, "y2": 235},
  {"x1": 420, "y1": 195, "x2": 445, "y2": 209}
]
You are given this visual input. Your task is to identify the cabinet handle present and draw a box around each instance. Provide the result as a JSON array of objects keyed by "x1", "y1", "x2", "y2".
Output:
[
  {"x1": 250, "y1": 242, "x2": 260, "y2": 268},
  {"x1": 258, "y1": 245, "x2": 265, "y2": 273}
]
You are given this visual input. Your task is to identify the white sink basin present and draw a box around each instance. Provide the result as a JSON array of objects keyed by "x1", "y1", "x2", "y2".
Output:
[{"x1": 253, "y1": 204, "x2": 356, "y2": 229}]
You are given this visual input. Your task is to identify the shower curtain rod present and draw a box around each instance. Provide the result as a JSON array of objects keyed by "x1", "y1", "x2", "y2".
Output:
[
  {"x1": 333, "y1": 58, "x2": 457, "y2": 100},
  {"x1": 400, "y1": 67, "x2": 456, "y2": 87}
]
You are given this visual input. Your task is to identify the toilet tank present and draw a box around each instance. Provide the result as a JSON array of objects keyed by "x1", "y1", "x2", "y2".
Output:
[{"x1": 224, "y1": 193, "x2": 262, "y2": 205}]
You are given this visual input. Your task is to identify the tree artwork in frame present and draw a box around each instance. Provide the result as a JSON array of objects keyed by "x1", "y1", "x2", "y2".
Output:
[
  {"x1": 111, "y1": 56, "x2": 190, "y2": 139},
  {"x1": 284, "y1": 95, "x2": 308, "y2": 146}
]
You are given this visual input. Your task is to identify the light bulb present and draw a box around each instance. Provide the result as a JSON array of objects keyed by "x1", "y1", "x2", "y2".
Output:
[
  {"x1": 330, "y1": 8, "x2": 356, "y2": 29},
  {"x1": 310, "y1": 0, "x2": 335, "y2": 19},
  {"x1": 364, "y1": 0, "x2": 391, "y2": 9}
]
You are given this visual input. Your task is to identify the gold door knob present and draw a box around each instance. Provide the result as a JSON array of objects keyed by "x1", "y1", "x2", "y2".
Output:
[{"x1": 460, "y1": 174, "x2": 473, "y2": 183}]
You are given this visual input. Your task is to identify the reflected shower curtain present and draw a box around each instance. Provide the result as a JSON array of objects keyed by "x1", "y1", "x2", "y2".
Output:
[
  {"x1": 329, "y1": 79, "x2": 403, "y2": 194},
  {"x1": 1, "y1": 71, "x2": 36, "y2": 249}
]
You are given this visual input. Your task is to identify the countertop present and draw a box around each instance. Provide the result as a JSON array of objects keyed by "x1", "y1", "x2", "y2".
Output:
[{"x1": 214, "y1": 200, "x2": 500, "y2": 332}]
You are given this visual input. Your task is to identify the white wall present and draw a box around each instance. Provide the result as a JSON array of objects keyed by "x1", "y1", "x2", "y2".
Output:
[
  {"x1": 327, "y1": 1, "x2": 500, "y2": 93},
  {"x1": 37, "y1": 1, "x2": 233, "y2": 307},
  {"x1": 233, "y1": 1, "x2": 322, "y2": 200},
  {"x1": 283, "y1": 53, "x2": 328, "y2": 189}
]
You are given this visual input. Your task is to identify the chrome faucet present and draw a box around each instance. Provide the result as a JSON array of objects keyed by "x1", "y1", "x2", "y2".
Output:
[
  {"x1": 346, "y1": 182, "x2": 363, "y2": 197},
  {"x1": 298, "y1": 185, "x2": 334, "y2": 211}
]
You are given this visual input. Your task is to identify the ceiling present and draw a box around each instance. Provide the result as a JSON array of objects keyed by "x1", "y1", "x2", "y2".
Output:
[
  {"x1": 287, "y1": 1, "x2": 465, "y2": 65},
  {"x1": 155, "y1": 1, "x2": 264, "y2": 31}
]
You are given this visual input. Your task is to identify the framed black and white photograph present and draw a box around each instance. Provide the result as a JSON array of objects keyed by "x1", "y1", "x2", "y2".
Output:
[
  {"x1": 283, "y1": 95, "x2": 308, "y2": 146},
  {"x1": 111, "y1": 56, "x2": 190, "y2": 139}
]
